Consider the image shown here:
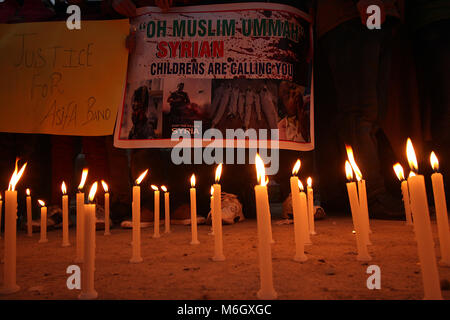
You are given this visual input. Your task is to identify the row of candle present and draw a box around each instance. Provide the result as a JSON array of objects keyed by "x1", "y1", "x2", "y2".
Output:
[
  {"x1": 130, "y1": 170, "x2": 171, "y2": 263},
  {"x1": 0, "y1": 156, "x2": 316, "y2": 300},
  {"x1": 395, "y1": 139, "x2": 448, "y2": 300},
  {"x1": 393, "y1": 150, "x2": 450, "y2": 268},
  {"x1": 4, "y1": 143, "x2": 445, "y2": 301},
  {"x1": 345, "y1": 138, "x2": 449, "y2": 300}
]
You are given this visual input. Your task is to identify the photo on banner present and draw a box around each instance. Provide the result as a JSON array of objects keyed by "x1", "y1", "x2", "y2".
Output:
[{"x1": 114, "y1": 2, "x2": 314, "y2": 151}]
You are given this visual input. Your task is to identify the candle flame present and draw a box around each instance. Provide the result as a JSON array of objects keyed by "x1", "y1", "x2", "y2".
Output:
[
  {"x1": 430, "y1": 151, "x2": 439, "y2": 172},
  {"x1": 345, "y1": 145, "x2": 362, "y2": 181},
  {"x1": 210, "y1": 186, "x2": 214, "y2": 196},
  {"x1": 136, "y1": 169, "x2": 148, "y2": 185},
  {"x1": 0, "y1": 194, "x2": 2, "y2": 200},
  {"x1": 215, "y1": 163, "x2": 222, "y2": 183},
  {"x1": 345, "y1": 161, "x2": 353, "y2": 181},
  {"x1": 88, "y1": 182, "x2": 98, "y2": 203},
  {"x1": 255, "y1": 154, "x2": 267, "y2": 187},
  {"x1": 26, "y1": 188, "x2": 30, "y2": 196},
  {"x1": 406, "y1": 138, "x2": 418, "y2": 173},
  {"x1": 37, "y1": 199, "x2": 45, "y2": 207},
  {"x1": 307, "y1": 177, "x2": 312, "y2": 188},
  {"x1": 78, "y1": 168, "x2": 88, "y2": 190},
  {"x1": 101, "y1": 180, "x2": 108, "y2": 193},
  {"x1": 61, "y1": 182, "x2": 67, "y2": 195},
  {"x1": 409, "y1": 171, "x2": 416, "y2": 178},
  {"x1": 161, "y1": 185, "x2": 167, "y2": 192},
  {"x1": 8, "y1": 159, "x2": 27, "y2": 191},
  {"x1": 151, "y1": 185, "x2": 159, "y2": 191},
  {"x1": 190, "y1": 174, "x2": 196, "y2": 187},
  {"x1": 393, "y1": 163, "x2": 405, "y2": 181},
  {"x1": 292, "y1": 159, "x2": 301, "y2": 175},
  {"x1": 298, "y1": 179, "x2": 304, "y2": 191}
]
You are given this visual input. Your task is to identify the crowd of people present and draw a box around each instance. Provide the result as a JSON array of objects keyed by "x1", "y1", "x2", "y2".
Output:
[{"x1": 0, "y1": 0, "x2": 448, "y2": 231}]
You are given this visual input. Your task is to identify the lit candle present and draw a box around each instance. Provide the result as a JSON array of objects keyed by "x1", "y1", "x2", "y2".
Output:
[
  {"x1": 306, "y1": 177, "x2": 316, "y2": 235},
  {"x1": 345, "y1": 161, "x2": 371, "y2": 262},
  {"x1": 61, "y1": 182, "x2": 70, "y2": 247},
  {"x1": 75, "y1": 168, "x2": 88, "y2": 263},
  {"x1": 393, "y1": 163, "x2": 413, "y2": 226},
  {"x1": 406, "y1": 139, "x2": 442, "y2": 299},
  {"x1": 209, "y1": 186, "x2": 215, "y2": 236},
  {"x1": 26, "y1": 188, "x2": 32, "y2": 237},
  {"x1": 254, "y1": 154, "x2": 277, "y2": 299},
  {"x1": 290, "y1": 160, "x2": 307, "y2": 262},
  {"x1": 346, "y1": 145, "x2": 372, "y2": 244},
  {"x1": 161, "y1": 186, "x2": 170, "y2": 233},
  {"x1": 130, "y1": 169, "x2": 148, "y2": 263},
  {"x1": 79, "y1": 182, "x2": 98, "y2": 300},
  {"x1": 101, "y1": 180, "x2": 110, "y2": 236},
  {"x1": 430, "y1": 152, "x2": 450, "y2": 266},
  {"x1": 212, "y1": 164, "x2": 225, "y2": 261},
  {"x1": 0, "y1": 160, "x2": 26, "y2": 294},
  {"x1": 188, "y1": 175, "x2": 199, "y2": 245},
  {"x1": 38, "y1": 200, "x2": 48, "y2": 244},
  {"x1": 151, "y1": 185, "x2": 161, "y2": 239},
  {"x1": 298, "y1": 180, "x2": 311, "y2": 248}
]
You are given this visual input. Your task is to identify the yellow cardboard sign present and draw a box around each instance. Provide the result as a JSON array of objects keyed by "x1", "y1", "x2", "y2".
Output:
[{"x1": 0, "y1": 19, "x2": 129, "y2": 136}]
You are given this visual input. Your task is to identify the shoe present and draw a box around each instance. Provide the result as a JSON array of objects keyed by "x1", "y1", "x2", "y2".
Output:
[{"x1": 171, "y1": 203, "x2": 206, "y2": 225}]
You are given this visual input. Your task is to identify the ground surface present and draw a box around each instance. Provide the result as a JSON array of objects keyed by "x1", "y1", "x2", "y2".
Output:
[{"x1": 1, "y1": 216, "x2": 449, "y2": 300}]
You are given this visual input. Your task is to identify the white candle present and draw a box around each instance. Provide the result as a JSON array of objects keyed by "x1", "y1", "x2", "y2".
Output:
[
  {"x1": 406, "y1": 139, "x2": 442, "y2": 299},
  {"x1": 306, "y1": 177, "x2": 316, "y2": 235},
  {"x1": 254, "y1": 154, "x2": 277, "y2": 299},
  {"x1": 430, "y1": 152, "x2": 450, "y2": 266},
  {"x1": 212, "y1": 164, "x2": 225, "y2": 261},
  {"x1": 38, "y1": 200, "x2": 48, "y2": 243},
  {"x1": 75, "y1": 169, "x2": 88, "y2": 263},
  {"x1": 151, "y1": 185, "x2": 160, "y2": 239},
  {"x1": 290, "y1": 160, "x2": 307, "y2": 262},
  {"x1": 26, "y1": 189, "x2": 32, "y2": 237},
  {"x1": 1, "y1": 161, "x2": 27, "y2": 294},
  {"x1": 189, "y1": 176, "x2": 199, "y2": 245},
  {"x1": 130, "y1": 170, "x2": 147, "y2": 263},
  {"x1": 346, "y1": 161, "x2": 371, "y2": 262},
  {"x1": 357, "y1": 179, "x2": 372, "y2": 238},
  {"x1": 393, "y1": 163, "x2": 413, "y2": 225},
  {"x1": 290, "y1": 176, "x2": 307, "y2": 262},
  {"x1": 61, "y1": 182, "x2": 70, "y2": 247},
  {"x1": 209, "y1": 186, "x2": 215, "y2": 236},
  {"x1": 76, "y1": 192, "x2": 84, "y2": 262},
  {"x1": 161, "y1": 186, "x2": 170, "y2": 233},
  {"x1": 298, "y1": 182, "x2": 311, "y2": 247},
  {"x1": 101, "y1": 181, "x2": 110, "y2": 236},
  {"x1": 79, "y1": 182, "x2": 98, "y2": 300},
  {"x1": 1, "y1": 190, "x2": 20, "y2": 294},
  {"x1": 346, "y1": 145, "x2": 371, "y2": 245}
]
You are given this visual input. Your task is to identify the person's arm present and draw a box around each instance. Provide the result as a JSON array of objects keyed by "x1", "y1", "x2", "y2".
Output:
[
  {"x1": 111, "y1": 0, "x2": 136, "y2": 17},
  {"x1": 155, "y1": 0, "x2": 173, "y2": 13},
  {"x1": 111, "y1": 0, "x2": 174, "y2": 17}
]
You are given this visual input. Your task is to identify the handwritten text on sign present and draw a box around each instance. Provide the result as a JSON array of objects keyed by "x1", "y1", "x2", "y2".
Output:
[{"x1": 0, "y1": 20, "x2": 129, "y2": 136}]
